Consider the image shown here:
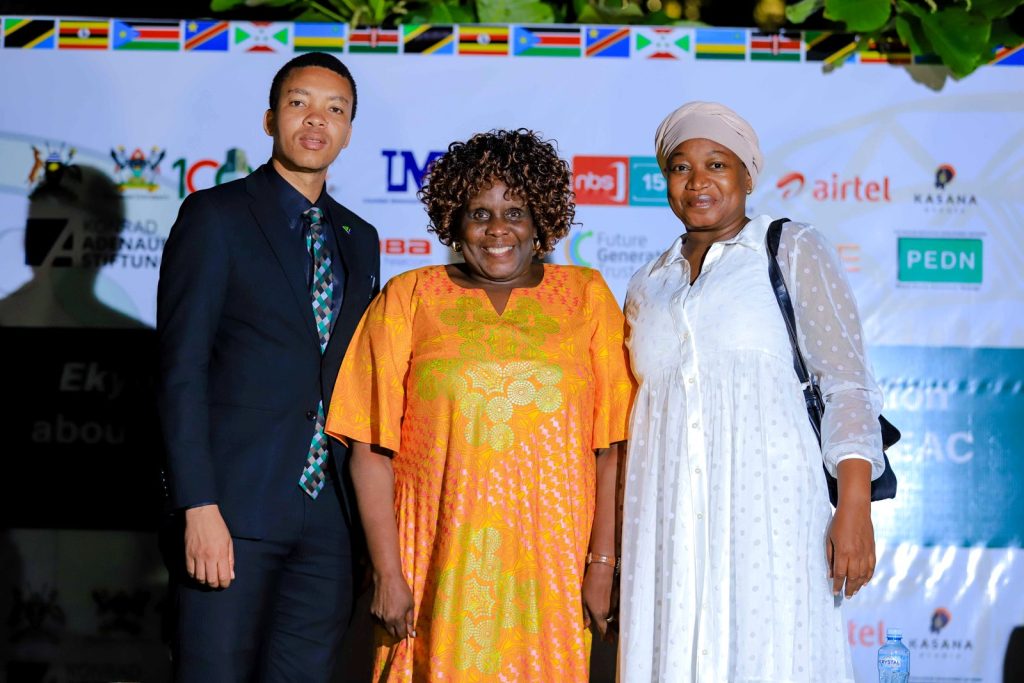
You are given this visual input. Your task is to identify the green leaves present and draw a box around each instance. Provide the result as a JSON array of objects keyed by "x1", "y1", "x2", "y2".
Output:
[
  {"x1": 787, "y1": 0, "x2": 1024, "y2": 80},
  {"x1": 824, "y1": 0, "x2": 891, "y2": 32},
  {"x1": 476, "y1": 0, "x2": 554, "y2": 23}
]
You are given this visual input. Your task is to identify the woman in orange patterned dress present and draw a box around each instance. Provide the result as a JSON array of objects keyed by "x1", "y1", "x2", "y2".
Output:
[{"x1": 325, "y1": 129, "x2": 635, "y2": 682}]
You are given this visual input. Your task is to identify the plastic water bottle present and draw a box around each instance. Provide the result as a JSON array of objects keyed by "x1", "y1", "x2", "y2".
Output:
[{"x1": 878, "y1": 628, "x2": 910, "y2": 683}]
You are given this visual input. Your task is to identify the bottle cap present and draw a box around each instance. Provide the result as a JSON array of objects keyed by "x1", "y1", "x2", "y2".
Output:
[{"x1": 886, "y1": 628, "x2": 903, "y2": 639}]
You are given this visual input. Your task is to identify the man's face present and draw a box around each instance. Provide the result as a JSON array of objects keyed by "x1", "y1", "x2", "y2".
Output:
[{"x1": 263, "y1": 66, "x2": 354, "y2": 174}]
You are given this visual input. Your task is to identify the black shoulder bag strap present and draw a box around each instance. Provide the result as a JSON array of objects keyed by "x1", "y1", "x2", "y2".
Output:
[
  {"x1": 765, "y1": 218, "x2": 899, "y2": 506},
  {"x1": 765, "y1": 218, "x2": 826, "y2": 442}
]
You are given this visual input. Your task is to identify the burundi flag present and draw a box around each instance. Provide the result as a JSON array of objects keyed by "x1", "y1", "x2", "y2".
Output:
[
  {"x1": 991, "y1": 43, "x2": 1024, "y2": 66},
  {"x1": 860, "y1": 36, "x2": 911, "y2": 64},
  {"x1": 184, "y1": 20, "x2": 229, "y2": 51},
  {"x1": 294, "y1": 22, "x2": 346, "y2": 52},
  {"x1": 584, "y1": 26, "x2": 629, "y2": 58},
  {"x1": 112, "y1": 20, "x2": 181, "y2": 51},
  {"x1": 803, "y1": 31, "x2": 855, "y2": 65},
  {"x1": 3, "y1": 18, "x2": 56, "y2": 49},
  {"x1": 458, "y1": 25, "x2": 509, "y2": 55},
  {"x1": 349, "y1": 27, "x2": 400, "y2": 53},
  {"x1": 512, "y1": 25, "x2": 581, "y2": 57},
  {"x1": 403, "y1": 25, "x2": 455, "y2": 55},
  {"x1": 749, "y1": 30, "x2": 800, "y2": 61},
  {"x1": 633, "y1": 27, "x2": 690, "y2": 59},
  {"x1": 58, "y1": 19, "x2": 109, "y2": 49},
  {"x1": 695, "y1": 28, "x2": 746, "y2": 60},
  {"x1": 232, "y1": 21, "x2": 290, "y2": 53}
]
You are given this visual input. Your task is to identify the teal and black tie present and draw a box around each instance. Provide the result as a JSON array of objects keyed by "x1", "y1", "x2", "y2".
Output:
[{"x1": 299, "y1": 206, "x2": 334, "y2": 498}]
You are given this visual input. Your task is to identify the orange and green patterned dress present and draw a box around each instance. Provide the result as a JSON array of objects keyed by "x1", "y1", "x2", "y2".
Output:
[{"x1": 326, "y1": 264, "x2": 634, "y2": 682}]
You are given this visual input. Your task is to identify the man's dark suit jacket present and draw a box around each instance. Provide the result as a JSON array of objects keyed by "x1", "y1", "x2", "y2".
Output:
[{"x1": 157, "y1": 164, "x2": 379, "y2": 539}]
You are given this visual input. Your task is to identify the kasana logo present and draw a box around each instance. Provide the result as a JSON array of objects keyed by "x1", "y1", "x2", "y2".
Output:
[{"x1": 914, "y1": 164, "x2": 977, "y2": 213}]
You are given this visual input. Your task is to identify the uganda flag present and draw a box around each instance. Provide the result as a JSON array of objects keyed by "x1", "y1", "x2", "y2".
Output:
[
  {"x1": 403, "y1": 25, "x2": 454, "y2": 55},
  {"x1": 184, "y1": 20, "x2": 228, "y2": 51},
  {"x1": 584, "y1": 26, "x2": 629, "y2": 58},
  {"x1": 860, "y1": 36, "x2": 911, "y2": 64},
  {"x1": 804, "y1": 31, "x2": 855, "y2": 65},
  {"x1": 58, "y1": 19, "x2": 109, "y2": 50},
  {"x1": 294, "y1": 22, "x2": 346, "y2": 53},
  {"x1": 458, "y1": 26, "x2": 509, "y2": 56},
  {"x1": 112, "y1": 20, "x2": 181, "y2": 51},
  {"x1": 512, "y1": 25, "x2": 581, "y2": 57},
  {"x1": 3, "y1": 18, "x2": 55, "y2": 49},
  {"x1": 749, "y1": 30, "x2": 800, "y2": 62},
  {"x1": 349, "y1": 27, "x2": 399, "y2": 54},
  {"x1": 695, "y1": 28, "x2": 745, "y2": 60}
]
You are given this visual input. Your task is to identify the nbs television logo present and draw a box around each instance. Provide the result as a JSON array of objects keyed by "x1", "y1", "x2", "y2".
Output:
[{"x1": 572, "y1": 155, "x2": 666, "y2": 207}]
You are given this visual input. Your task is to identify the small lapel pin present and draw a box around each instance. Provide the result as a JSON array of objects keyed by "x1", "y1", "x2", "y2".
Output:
[{"x1": 341, "y1": 224, "x2": 351, "y2": 235}]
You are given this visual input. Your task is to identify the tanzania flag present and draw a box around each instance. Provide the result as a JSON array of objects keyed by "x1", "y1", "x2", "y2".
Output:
[
  {"x1": 294, "y1": 23, "x2": 346, "y2": 52},
  {"x1": 804, "y1": 31, "x2": 855, "y2": 65},
  {"x1": 58, "y1": 20, "x2": 109, "y2": 49},
  {"x1": 349, "y1": 27, "x2": 399, "y2": 53},
  {"x1": 3, "y1": 18, "x2": 55, "y2": 49},
  {"x1": 232, "y1": 21, "x2": 290, "y2": 53},
  {"x1": 512, "y1": 25, "x2": 581, "y2": 57},
  {"x1": 184, "y1": 20, "x2": 228, "y2": 51},
  {"x1": 403, "y1": 25, "x2": 454, "y2": 55},
  {"x1": 458, "y1": 26, "x2": 509, "y2": 55},
  {"x1": 695, "y1": 28, "x2": 745, "y2": 60},
  {"x1": 860, "y1": 37, "x2": 911, "y2": 64},
  {"x1": 584, "y1": 26, "x2": 629, "y2": 58},
  {"x1": 749, "y1": 31, "x2": 800, "y2": 61},
  {"x1": 112, "y1": 20, "x2": 180, "y2": 51},
  {"x1": 991, "y1": 43, "x2": 1024, "y2": 66},
  {"x1": 633, "y1": 27, "x2": 690, "y2": 59}
]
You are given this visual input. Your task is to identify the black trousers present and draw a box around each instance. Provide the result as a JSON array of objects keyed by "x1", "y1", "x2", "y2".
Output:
[{"x1": 165, "y1": 476, "x2": 355, "y2": 683}]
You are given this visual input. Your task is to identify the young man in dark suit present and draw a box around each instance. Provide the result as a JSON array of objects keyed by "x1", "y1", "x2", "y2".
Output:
[{"x1": 158, "y1": 52, "x2": 379, "y2": 681}]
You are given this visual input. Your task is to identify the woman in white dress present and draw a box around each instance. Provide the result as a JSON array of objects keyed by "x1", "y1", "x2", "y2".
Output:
[{"x1": 617, "y1": 101, "x2": 885, "y2": 682}]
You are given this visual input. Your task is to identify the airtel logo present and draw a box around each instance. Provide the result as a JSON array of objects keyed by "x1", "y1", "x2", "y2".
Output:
[
  {"x1": 777, "y1": 172, "x2": 804, "y2": 199},
  {"x1": 777, "y1": 171, "x2": 892, "y2": 202},
  {"x1": 573, "y1": 156, "x2": 628, "y2": 205}
]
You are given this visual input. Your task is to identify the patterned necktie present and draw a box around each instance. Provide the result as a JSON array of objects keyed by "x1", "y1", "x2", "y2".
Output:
[{"x1": 299, "y1": 206, "x2": 334, "y2": 498}]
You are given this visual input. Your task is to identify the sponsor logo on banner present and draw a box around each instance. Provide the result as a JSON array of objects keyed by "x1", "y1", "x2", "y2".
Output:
[
  {"x1": 775, "y1": 171, "x2": 892, "y2": 202},
  {"x1": 564, "y1": 229, "x2": 661, "y2": 280},
  {"x1": 28, "y1": 143, "x2": 76, "y2": 186},
  {"x1": 913, "y1": 164, "x2": 978, "y2": 214},
  {"x1": 111, "y1": 146, "x2": 166, "y2": 193},
  {"x1": 171, "y1": 148, "x2": 253, "y2": 199},
  {"x1": 381, "y1": 149, "x2": 445, "y2": 196},
  {"x1": 573, "y1": 156, "x2": 668, "y2": 207},
  {"x1": 25, "y1": 215, "x2": 165, "y2": 271},
  {"x1": 380, "y1": 238, "x2": 432, "y2": 256},
  {"x1": 898, "y1": 236, "x2": 983, "y2": 285},
  {"x1": 930, "y1": 607, "x2": 951, "y2": 633}
]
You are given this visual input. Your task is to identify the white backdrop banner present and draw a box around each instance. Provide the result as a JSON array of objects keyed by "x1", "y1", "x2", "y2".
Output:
[{"x1": 1, "y1": 19, "x2": 1022, "y2": 683}]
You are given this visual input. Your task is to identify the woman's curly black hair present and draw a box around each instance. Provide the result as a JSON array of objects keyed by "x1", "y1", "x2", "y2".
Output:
[{"x1": 418, "y1": 129, "x2": 575, "y2": 255}]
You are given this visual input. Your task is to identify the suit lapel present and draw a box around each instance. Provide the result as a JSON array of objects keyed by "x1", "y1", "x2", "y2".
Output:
[
  {"x1": 326, "y1": 200, "x2": 359, "y2": 325},
  {"x1": 245, "y1": 167, "x2": 319, "y2": 345}
]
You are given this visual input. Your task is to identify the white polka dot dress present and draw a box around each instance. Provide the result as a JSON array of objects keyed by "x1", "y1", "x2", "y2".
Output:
[{"x1": 618, "y1": 215, "x2": 883, "y2": 683}]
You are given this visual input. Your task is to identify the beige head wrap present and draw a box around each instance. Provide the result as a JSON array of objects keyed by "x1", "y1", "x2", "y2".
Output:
[{"x1": 654, "y1": 101, "x2": 763, "y2": 189}]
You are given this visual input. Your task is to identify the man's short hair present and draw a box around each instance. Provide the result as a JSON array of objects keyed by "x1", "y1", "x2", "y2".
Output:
[{"x1": 268, "y1": 52, "x2": 358, "y2": 121}]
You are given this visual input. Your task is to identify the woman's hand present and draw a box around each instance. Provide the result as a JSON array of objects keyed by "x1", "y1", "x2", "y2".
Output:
[
  {"x1": 827, "y1": 458, "x2": 876, "y2": 598},
  {"x1": 582, "y1": 563, "x2": 616, "y2": 642},
  {"x1": 371, "y1": 571, "x2": 416, "y2": 640}
]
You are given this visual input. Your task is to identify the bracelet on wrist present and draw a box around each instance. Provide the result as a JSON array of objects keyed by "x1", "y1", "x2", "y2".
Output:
[{"x1": 586, "y1": 551, "x2": 621, "y2": 575}]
